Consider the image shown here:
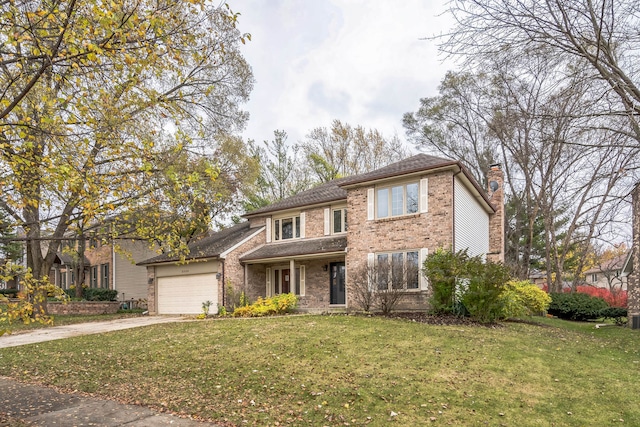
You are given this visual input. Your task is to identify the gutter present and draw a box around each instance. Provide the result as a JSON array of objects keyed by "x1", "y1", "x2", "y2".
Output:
[{"x1": 452, "y1": 167, "x2": 463, "y2": 252}]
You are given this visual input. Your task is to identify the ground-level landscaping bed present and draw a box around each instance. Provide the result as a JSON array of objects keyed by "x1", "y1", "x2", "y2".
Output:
[{"x1": 0, "y1": 315, "x2": 637, "y2": 426}]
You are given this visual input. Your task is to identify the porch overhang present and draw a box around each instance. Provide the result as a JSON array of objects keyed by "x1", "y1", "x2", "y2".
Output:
[{"x1": 240, "y1": 236, "x2": 347, "y2": 264}]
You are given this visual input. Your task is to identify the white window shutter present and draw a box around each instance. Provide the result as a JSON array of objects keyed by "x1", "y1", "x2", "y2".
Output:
[
  {"x1": 367, "y1": 188, "x2": 375, "y2": 220},
  {"x1": 420, "y1": 178, "x2": 428, "y2": 213},
  {"x1": 324, "y1": 208, "x2": 330, "y2": 235},
  {"x1": 300, "y1": 212, "x2": 306, "y2": 238},
  {"x1": 265, "y1": 267, "x2": 272, "y2": 297},
  {"x1": 266, "y1": 218, "x2": 272, "y2": 243},
  {"x1": 419, "y1": 248, "x2": 429, "y2": 290},
  {"x1": 367, "y1": 253, "x2": 375, "y2": 290},
  {"x1": 300, "y1": 265, "x2": 306, "y2": 296}
]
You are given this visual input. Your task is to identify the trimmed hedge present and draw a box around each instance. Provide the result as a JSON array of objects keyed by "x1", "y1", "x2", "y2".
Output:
[
  {"x1": 84, "y1": 288, "x2": 118, "y2": 301},
  {"x1": 548, "y1": 292, "x2": 608, "y2": 321},
  {"x1": 0, "y1": 288, "x2": 19, "y2": 297},
  {"x1": 233, "y1": 293, "x2": 297, "y2": 317}
]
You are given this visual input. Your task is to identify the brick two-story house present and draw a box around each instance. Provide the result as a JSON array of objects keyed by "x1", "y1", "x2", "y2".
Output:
[{"x1": 139, "y1": 154, "x2": 505, "y2": 315}]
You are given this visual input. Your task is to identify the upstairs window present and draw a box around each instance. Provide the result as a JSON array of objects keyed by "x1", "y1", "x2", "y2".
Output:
[
  {"x1": 274, "y1": 215, "x2": 301, "y2": 241},
  {"x1": 377, "y1": 182, "x2": 419, "y2": 219},
  {"x1": 333, "y1": 208, "x2": 347, "y2": 234}
]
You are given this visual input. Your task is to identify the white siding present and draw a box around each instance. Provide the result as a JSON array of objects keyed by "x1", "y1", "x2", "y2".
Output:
[
  {"x1": 114, "y1": 240, "x2": 158, "y2": 300},
  {"x1": 454, "y1": 177, "x2": 489, "y2": 258}
]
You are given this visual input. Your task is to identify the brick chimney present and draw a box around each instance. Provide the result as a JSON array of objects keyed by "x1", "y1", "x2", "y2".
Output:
[
  {"x1": 487, "y1": 164, "x2": 505, "y2": 263},
  {"x1": 628, "y1": 182, "x2": 640, "y2": 328}
]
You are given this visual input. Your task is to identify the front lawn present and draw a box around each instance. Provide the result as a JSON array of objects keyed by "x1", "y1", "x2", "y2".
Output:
[{"x1": 0, "y1": 315, "x2": 638, "y2": 426}]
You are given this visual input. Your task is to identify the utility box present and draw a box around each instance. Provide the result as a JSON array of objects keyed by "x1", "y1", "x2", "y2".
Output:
[{"x1": 632, "y1": 315, "x2": 640, "y2": 330}]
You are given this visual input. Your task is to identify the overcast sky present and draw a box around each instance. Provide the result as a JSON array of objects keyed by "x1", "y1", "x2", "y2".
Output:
[{"x1": 235, "y1": 0, "x2": 456, "y2": 148}]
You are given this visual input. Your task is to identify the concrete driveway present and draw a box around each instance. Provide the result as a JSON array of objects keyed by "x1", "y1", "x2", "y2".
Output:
[{"x1": 0, "y1": 316, "x2": 188, "y2": 348}]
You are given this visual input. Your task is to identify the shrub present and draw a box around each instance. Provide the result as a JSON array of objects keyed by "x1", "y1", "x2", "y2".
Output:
[
  {"x1": 232, "y1": 293, "x2": 297, "y2": 317},
  {"x1": 424, "y1": 248, "x2": 472, "y2": 314},
  {"x1": 576, "y1": 285, "x2": 627, "y2": 308},
  {"x1": 461, "y1": 259, "x2": 511, "y2": 323},
  {"x1": 83, "y1": 288, "x2": 118, "y2": 301},
  {"x1": 599, "y1": 307, "x2": 628, "y2": 325},
  {"x1": 501, "y1": 280, "x2": 551, "y2": 318},
  {"x1": 548, "y1": 292, "x2": 609, "y2": 321},
  {"x1": 0, "y1": 289, "x2": 19, "y2": 298}
]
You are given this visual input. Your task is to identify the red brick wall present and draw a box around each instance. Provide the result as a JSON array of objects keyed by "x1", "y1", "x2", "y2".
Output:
[{"x1": 47, "y1": 301, "x2": 120, "y2": 315}]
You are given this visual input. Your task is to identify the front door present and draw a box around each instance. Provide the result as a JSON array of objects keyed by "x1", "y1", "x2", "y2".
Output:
[
  {"x1": 330, "y1": 262, "x2": 346, "y2": 305},
  {"x1": 282, "y1": 269, "x2": 291, "y2": 294}
]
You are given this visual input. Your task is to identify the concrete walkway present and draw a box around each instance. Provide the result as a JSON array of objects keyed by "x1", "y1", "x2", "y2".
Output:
[
  {"x1": 0, "y1": 316, "x2": 188, "y2": 349},
  {"x1": 0, "y1": 377, "x2": 218, "y2": 426}
]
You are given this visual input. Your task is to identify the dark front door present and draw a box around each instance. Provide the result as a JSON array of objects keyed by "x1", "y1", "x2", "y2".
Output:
[
  {"x1": 282, "y1": 269, "x2": 291, "y2": 294},
  {"x1": 330, "y1": 262, "x2": 346, "y2": 305}
]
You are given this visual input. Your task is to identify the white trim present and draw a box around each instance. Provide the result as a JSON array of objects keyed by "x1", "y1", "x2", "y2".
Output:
[
  {"x1": 367, "y1": 188, "x2": 375, "y2": 220},
  {"x1": 300, "y1": 212, "x2": 306, "y2": 238},
  {"x1": 419, "y1": 248, "x2": 428, "y2": 290},
  {"x1": 220, "y1": 226, "x2": 265, "y2": 258},
  {"x1": 266, "y1": 218, "x2": 272, "y2": 243},
  {"x1": 420, "y1": 178, "x2": 428, "y2": 213},
  {"x1": 324, "y1": 208, "x2": 331, "y2": 235}
]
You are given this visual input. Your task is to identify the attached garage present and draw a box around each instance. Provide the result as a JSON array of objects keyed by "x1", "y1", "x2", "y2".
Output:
[
  {"x1": 153, "y1": 261, "x2": 219, "y2": 315},
  {"x1": 157, "y1": 273, "x2": 217, "y2": 315}
]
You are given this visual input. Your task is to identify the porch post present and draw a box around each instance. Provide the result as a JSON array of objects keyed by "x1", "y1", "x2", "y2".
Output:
[{"x1": 290, "y1": 259, "x2": 295, "y2": 293}]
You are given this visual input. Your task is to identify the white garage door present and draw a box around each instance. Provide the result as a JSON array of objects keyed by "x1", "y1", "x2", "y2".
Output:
[{"x1": 157, "y1": 274, "x2": 217, "y2": 315}]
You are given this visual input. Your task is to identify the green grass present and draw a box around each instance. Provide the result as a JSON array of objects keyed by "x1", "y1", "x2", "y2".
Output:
[{"x1": 0, "y1": 315, "x2": 638, "y2": 426}]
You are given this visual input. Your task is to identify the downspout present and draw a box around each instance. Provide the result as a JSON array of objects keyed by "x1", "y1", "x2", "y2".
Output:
[{"x1": 452, "y1": 167, "x2": 463, "y2": 252}]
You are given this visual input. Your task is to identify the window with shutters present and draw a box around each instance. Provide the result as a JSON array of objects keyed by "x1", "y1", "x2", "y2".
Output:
[
  {"x1": 376, "y1": 181, "x2": 419, "y2": 219},
  {"x1": 374, "y1": 250, "x2": 420, "y2": 290},
  {"x1": 333, "y1": 207, "x2": 347, "y2": 234},
  {"x1": 273, "y1": 215, "x2": 301, "y2": 241}
]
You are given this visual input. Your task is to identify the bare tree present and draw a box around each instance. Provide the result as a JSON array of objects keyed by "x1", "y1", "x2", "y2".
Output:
[
  {"x1": 302, "y1": 120, "x2": 410, "y2": 182},
  {"x1": 350, "y1": 254, "x2": 418, "y2": 314},
  {"x1": 440, "y1": 0, "x2": 640, "y2": 145}
]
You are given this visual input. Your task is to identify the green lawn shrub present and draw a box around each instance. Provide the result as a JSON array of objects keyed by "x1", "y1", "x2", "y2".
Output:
[
  {"x1": 83, "y1": 288, "x2": 118, "y2": 301},
  {"x1": 461, "y1": 259, "x2": 511, "y2": 323},
  {"x1": 423, "y1": 248, "x2": 473, "y2": 315},
  {"x1": 501, "y1": 280, "x2": 551, "y2": 318},
  {"x1": 0, "y1": 289, "x2": 19, "y2": 297},
  {"x1": 548, "y1": 292, "x2": 608, "y2": 321},
  {"x1": 232, "y1": 293, "x2": 297, "y2": 317},
  {"x1": 599, "y1": 306, "x2": 628, "y2": 325}
]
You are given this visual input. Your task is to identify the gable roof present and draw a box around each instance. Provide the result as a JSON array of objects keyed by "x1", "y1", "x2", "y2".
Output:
[
  {"x1": 244, "y1": 154, "x2": 491, "y2": 217},
  {"x1": 137, "y1": 221, "x2": 262, "y2": 265},
  {"x1": 585, "y1": 251, "x2": 630, "y2": 275}
]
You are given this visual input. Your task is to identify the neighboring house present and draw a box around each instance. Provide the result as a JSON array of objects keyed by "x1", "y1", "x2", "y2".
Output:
[
  {"x1": 583, "y1": 252, "x2": 630, "y2": 291},
  {"x1": 51, "y1": 238, "x2": 156, "y2": 303},
  {"x1": 139, "y1": 154, "x2": 505, "y2": 315}
]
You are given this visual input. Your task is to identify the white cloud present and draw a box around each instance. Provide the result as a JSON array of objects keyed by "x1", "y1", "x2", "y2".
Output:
[{"x1": 236, "y1": 0, "x2": 454, "y2": 145}]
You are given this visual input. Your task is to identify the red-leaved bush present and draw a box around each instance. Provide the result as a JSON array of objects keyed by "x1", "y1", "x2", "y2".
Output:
[{"x1": 540, "y1": 284, "x2": 627, "y2": 308}]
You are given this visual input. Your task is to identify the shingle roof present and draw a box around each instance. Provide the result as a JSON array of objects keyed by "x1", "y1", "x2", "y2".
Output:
[
  {"x1": 137, "y1": 221, "x2": 261, "y2": 265},
  {"x1": 244, "y1": 154, "x2": 457, "y2": 217},
  {"x1": 337, "y1": 153, "x2": 457, "y2": 187},
  {"x1": 240, "y1": 236, "x2": 347, "y2": 262}
]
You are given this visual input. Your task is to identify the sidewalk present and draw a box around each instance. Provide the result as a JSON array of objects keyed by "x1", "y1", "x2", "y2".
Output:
[
  {"x1": 0, "y1": 316, "x2": 189, "y2": 349},
  {"x1": 0, "y1": 377, "x2": 218, "y2": 426}
]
